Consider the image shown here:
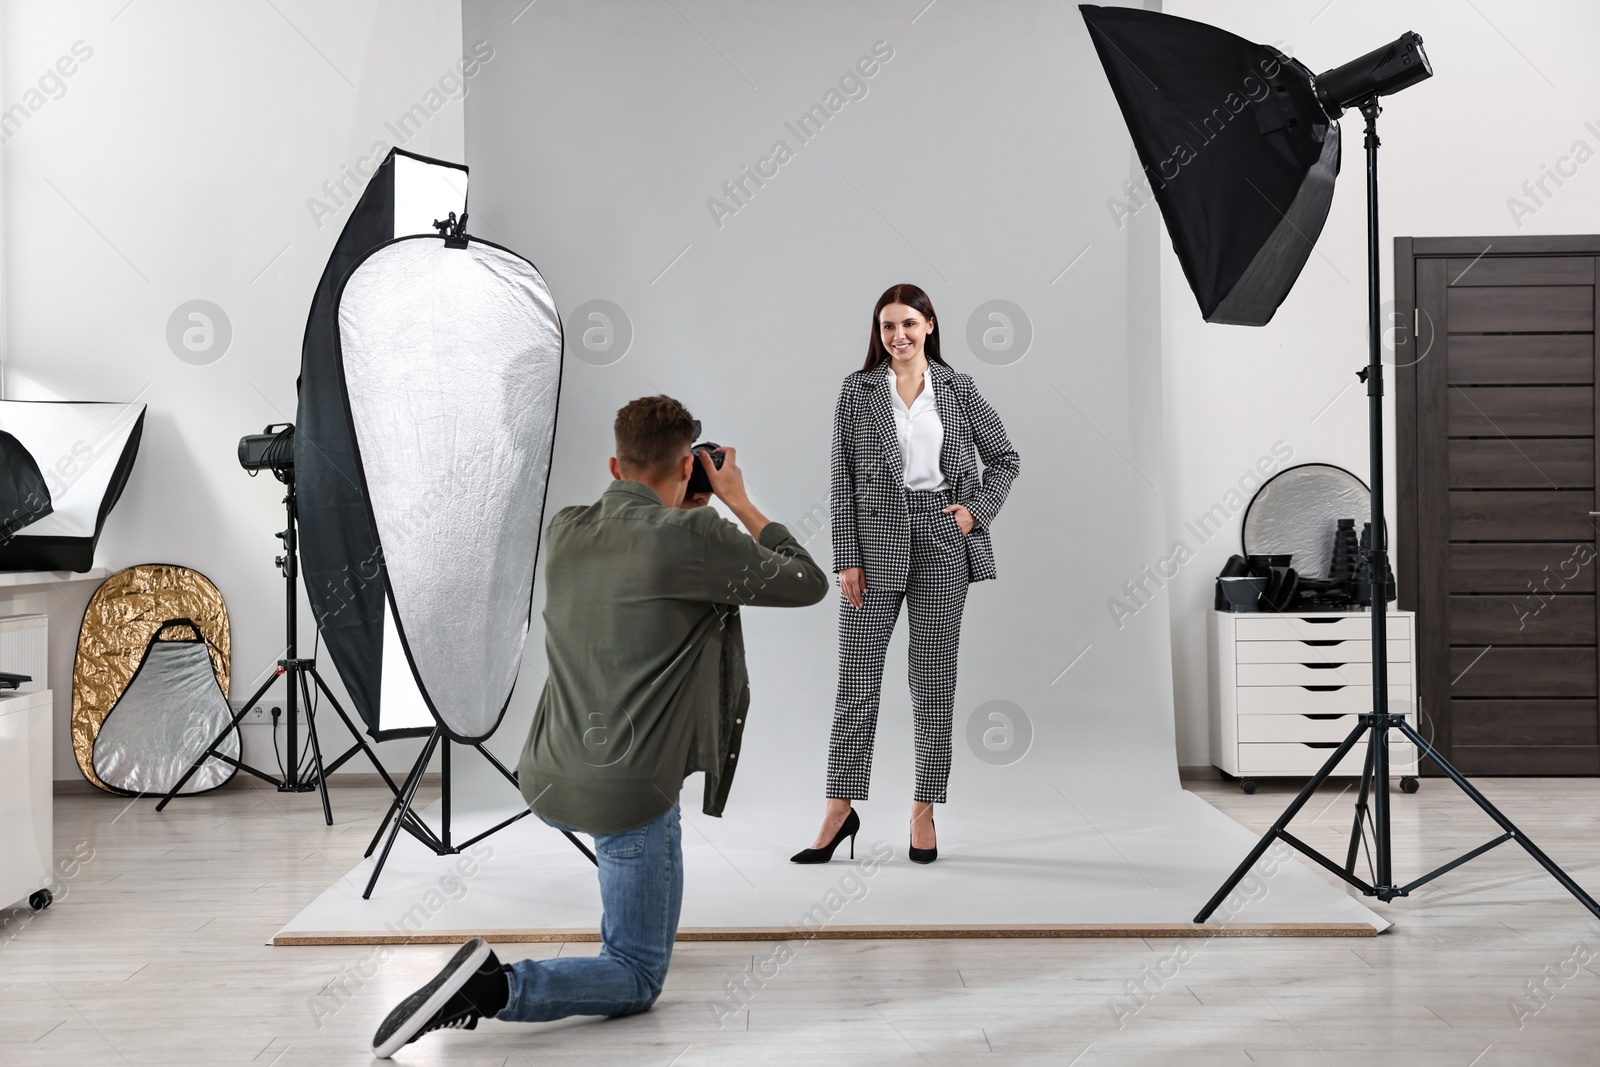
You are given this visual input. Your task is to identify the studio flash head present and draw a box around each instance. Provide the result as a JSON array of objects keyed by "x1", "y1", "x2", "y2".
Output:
[
  {"x1": 1314, "y1": 31, "x2": 1432, "y2": 118},
  {"x1": 238, "y1": 423, "x2": 295, "y2": 477}
]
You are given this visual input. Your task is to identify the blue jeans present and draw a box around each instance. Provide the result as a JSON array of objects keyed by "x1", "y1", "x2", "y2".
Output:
[{"x1": 497, "y1": 803, "x2": 683, "y2": 1021}]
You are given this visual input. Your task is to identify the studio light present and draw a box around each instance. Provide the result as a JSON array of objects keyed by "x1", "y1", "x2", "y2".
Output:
[
  {"x1": 1081, "y1": 9, "x2": 1432, "y2": 329},
  {"x1": 1081, "y1": 6, "x2": 1600, "y2": 924},
  {"x1": 237, "y1": 423, "x2": 294, "y2": 476},
  {"x1": 291, "y1": 150, "x2": 587, "y2": 897},
  {"x1": 0, "y1": 400, "x2": 146, "y2": 570},
  {"x1": 1313, "y1": 32, "x2": 1432, "y2": 117},
  {"x1": 159, "y1": 416, "x2": 395, "y2": 822},
  {"x1": 294, "y1": 148, "x2": 470, "y2": 742}
]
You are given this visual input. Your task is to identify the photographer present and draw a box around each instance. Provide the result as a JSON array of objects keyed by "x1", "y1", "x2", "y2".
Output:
[{"x1": 374, "y1": 394, "x2": 827, "y2": 1058}]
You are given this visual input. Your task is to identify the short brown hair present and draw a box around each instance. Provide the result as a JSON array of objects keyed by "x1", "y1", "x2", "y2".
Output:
[{"x1": 614, "y1": 395, "x2": 696, "y2": 476}]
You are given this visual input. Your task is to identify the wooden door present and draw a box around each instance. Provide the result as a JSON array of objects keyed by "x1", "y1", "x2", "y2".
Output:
[{"x1": 1397, "y1": 236, "x2": 1600, "y2": 775}]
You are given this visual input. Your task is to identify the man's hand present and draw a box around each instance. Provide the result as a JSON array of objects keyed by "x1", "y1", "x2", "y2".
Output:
[
  {"x1": 839, "y1": 566, "x2": 866, "y2": 609},
  {"x1": 680, "y1": 492, "x2": 712, "y2": 510},
  {"x1": 697, "y1": 447, "x2": 745, "y2": 505},
  {"x1": 697, "y1": 447, "x2": 769, "y2": 540}
]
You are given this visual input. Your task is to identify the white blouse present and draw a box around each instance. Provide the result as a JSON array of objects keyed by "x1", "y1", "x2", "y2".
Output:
[{"x1": 887, "y1": 364, "x2": 949, "y2": 491}]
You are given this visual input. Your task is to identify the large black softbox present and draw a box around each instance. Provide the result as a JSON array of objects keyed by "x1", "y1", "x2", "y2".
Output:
[
  {"x1": 295, "y1": 149, "x2": 469, "y2": 740},
  {"x1": 1080, "y1": 5, "x2": 1340, "y2": 326},
  {"x1": 297, "y1": 154, "x2": 563, "y2": 746}
]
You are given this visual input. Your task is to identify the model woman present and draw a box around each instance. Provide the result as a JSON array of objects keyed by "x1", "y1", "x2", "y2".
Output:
[{"x1": 792, "y1": 283, "x2": 1020, "y2": 865}]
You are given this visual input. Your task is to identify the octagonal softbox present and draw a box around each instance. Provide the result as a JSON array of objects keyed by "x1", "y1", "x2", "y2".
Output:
[
  {"x1": 301, "y1": 230, "x2": 562, "y2": 745},
  {"x1": 1080, "y1": 4, "x2": 1340, "y2": 326}
]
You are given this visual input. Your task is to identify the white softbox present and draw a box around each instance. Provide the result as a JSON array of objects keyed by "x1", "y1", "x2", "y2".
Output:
[{"x1": 0, "y1": 400, "x2": 146, "y2": 571}]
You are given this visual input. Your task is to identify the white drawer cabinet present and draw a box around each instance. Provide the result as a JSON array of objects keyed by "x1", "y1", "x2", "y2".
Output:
[
  {"x1": 1, "y1": 690, "x2": 52, "y2": 911},
  {"x1": 1209, "y1": 610, "x2": 1418, "y2": 793}
]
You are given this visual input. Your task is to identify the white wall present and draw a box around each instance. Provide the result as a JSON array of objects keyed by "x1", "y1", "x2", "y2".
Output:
[
  {"x1": 2, "y1": 0, "x2": 467, "y2": 778},
  {"x1": 13, "y1": 0, "x2": 1590, "y2": 785},
  {"x1": 1160, "y1": 0, "x2": 1600, "y2": 767}
]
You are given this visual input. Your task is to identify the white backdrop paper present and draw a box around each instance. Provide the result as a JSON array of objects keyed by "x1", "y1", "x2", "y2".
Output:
[{"x1": 460, "y1": 0, "x2": 1181, "y2": 809}]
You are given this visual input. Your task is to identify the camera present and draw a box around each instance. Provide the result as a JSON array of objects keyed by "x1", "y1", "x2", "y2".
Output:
[{"x1": 687, "y1": 440, "x2": 725, "y2": 496}]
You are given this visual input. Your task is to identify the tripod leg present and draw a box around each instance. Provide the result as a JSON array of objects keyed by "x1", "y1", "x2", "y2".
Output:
[
  {"x1": 156, "y1": 668, "x2": 278, "y2": 812},
  {"x1": 1195, "y1": 718, "x2": 1371, "y2": 923},
  {"x1": 473, "y1": 743, "x2": 598, "y2": 866},
  {"x1": 307, "y1": 667, "x2": 403, "y2": 796},
  {"x1": 298, "y1": 669, "x2": 334, "y2": 826},
  {"x1": 365, "y1": 738, "x2": 433, "y2": 859},
  {"x1": 1394, "y1": 720, "x2": 1600, "y2": 920},
  {"x1": 442, "y1": 742, "x2": 452, "y2": 853},
  {"x1": 1345, "y1": 734, "x2": 1377, "y2": 875},
  {"x1": 364, "y1": 729, "x2": 440, "y2": 900},
  {"x1": 563, "y1": 829, "x2": 598, "y2": 866},
  {"x1": 476, "y1": 742, "x2": 522, "y2": 786}
]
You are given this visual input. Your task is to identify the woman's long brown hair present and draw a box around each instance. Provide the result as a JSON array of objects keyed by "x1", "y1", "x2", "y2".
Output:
[{"x1": 862, "y1": 283, "x2": 948, "y2": 372}]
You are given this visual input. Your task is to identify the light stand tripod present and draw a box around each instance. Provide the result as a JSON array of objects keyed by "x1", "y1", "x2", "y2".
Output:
[
  {"x1": 157, "y1": 466, "x2": 400, "y2": 823},
  {"x1": 1196, "y1": 98, "x2": 1600, "y2": 924},
  {"x1": 359, "y1": 727, "x2": 598, "y2": 899}
]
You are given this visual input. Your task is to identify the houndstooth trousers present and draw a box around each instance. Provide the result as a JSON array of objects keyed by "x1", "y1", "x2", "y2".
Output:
[{"x1": 828, "y1": 488, "x2": 969, "y2": 804}]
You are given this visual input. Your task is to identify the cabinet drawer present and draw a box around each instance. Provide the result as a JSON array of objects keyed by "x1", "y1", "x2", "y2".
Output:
[
  {"x1": 1236, "y1": 639, "x2": 1411, "y2": 664},
  {"x1": 1237, "y1": 662, "x2": 1407, "y2": 686},
  {"x1": 1236, "y1": 685, "x2": 1414, "y2": 715},
  {"x1": 1235, "y1": 615, "x2": 1412, "y2": 642},
  {"x1": 1238, "y1": 713, "x2": 1412, "y2": 742},
  {"x1": 1237, "y1": 740, "x2": 1417, "y2": 776}
]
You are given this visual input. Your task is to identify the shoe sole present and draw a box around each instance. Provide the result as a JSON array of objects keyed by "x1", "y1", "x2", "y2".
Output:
[{"x1": 372, "y1": 937, "x2": 492, "y2": 1059}]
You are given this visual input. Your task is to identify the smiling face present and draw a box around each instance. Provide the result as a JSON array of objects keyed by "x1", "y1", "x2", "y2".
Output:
[{"x1": 878, "y1": 303, "x2": 934, "y2": 367}]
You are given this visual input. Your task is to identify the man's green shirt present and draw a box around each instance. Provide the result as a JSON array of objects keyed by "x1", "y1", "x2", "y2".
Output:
[{"x1": 517, "y1": 480, "x2": 828, "y2": 834}]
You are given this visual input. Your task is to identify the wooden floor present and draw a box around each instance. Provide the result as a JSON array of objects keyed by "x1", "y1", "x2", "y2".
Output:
[{"x1": 3, "y1": 777, "x2": 1599, "y2": 1065}]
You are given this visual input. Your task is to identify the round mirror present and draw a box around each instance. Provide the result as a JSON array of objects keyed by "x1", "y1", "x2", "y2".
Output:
[{"x1": 1242, "y1": 463, "x2": 1371, "y2": 579}]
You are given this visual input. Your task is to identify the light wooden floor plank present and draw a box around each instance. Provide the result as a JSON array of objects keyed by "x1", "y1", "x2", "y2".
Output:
[{"x1": 2, "y1": 777, "x2": 1598, "y2": 1064}]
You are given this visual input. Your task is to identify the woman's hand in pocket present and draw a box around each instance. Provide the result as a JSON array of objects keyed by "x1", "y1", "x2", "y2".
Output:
[{"x1": 942, "y1": 503, "x2": 975, "y2": 536}]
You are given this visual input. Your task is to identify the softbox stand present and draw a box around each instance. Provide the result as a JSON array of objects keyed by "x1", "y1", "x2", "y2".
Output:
[
  {"x1": 360, "y1": 727, "x2": 598, "y2": 900},
  {"x1": 1196, "y1": 100, "x2": 1600, "y2": 923},
  {"x1": 156, "y1": 470, "x2": 400, "y2": 823}
]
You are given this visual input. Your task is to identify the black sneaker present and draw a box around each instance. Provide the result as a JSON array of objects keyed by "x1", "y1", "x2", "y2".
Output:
[{"x1": 372, "y1": 938, "x2": 507, "y2": 1058}]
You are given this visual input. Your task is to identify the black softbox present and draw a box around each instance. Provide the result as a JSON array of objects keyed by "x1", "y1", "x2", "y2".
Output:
[
  {"x1": 1081, "y1": 4, "x2": 1340, "y2": 326},
  {"x1": 295, "y1": 148, "x2": 468, "y2": 740},
  {"x1": 0, "y1": 430, "x2": 51, "y2": 540},
  {"x1": 295, "y1": 150, "x2": 563, "y2": 746}
]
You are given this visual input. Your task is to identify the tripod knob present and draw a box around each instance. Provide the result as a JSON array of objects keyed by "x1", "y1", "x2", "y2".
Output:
[{"x1": 275, "y1": 555, "x2": 287, "y2": 569}]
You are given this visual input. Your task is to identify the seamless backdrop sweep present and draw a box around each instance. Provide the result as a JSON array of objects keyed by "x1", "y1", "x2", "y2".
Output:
[{"x1": 459, "y1": 0, "x2": 1179, "y2": 807}]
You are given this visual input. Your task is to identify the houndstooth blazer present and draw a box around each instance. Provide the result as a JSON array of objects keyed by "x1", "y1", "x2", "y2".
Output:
[{"x1": 831, "y1": 359, "x2": 1020, "y2": 589}]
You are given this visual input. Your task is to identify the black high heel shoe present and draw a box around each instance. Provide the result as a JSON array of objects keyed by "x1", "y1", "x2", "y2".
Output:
[
  {"x1": 909, "y1": 815, "x2": 937, "y2": 864},
  {"x1": 790, "y1": 809, "x2": 860, "y2": 864}
]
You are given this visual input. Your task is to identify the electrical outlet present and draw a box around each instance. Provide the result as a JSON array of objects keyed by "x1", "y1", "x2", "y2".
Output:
[{"x1": 231, "y1": 700, "x2": 306, "y2": 725}]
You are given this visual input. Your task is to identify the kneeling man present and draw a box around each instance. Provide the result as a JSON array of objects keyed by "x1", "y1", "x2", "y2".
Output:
[{"x1": 374, "y1": 395, "x2": 827, "y2": 1057}]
